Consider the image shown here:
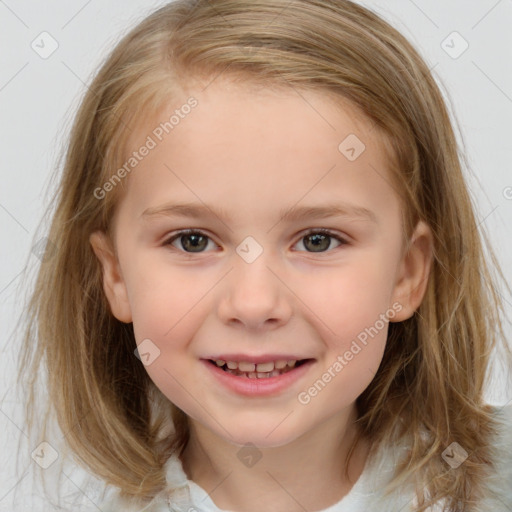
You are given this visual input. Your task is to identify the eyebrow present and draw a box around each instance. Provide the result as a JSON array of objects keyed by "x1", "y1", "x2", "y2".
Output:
[{"x1": 141, "y1": 201, "x2": 378, "y2": 224}]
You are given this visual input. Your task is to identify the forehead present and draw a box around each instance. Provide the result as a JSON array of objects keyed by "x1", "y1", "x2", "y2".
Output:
[
  {"x1": 115, "y1": 78, "x2": 400, "y2": 226},
  {"x1": 125, "y1": 76, "x2": 381, "y2": 158}
]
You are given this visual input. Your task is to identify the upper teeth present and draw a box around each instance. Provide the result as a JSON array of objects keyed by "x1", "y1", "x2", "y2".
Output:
[{"x1": 215, "y1": 360, "x2": 297, "y2": 372}]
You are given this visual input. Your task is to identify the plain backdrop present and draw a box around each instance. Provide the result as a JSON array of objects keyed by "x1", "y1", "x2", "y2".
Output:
[{"x1": 1, "y1": 0, "x2": 511, "y2": 510}]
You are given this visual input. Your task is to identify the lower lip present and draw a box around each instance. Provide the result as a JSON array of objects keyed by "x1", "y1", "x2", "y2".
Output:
[{"x1": 202, "y1": 359, "x2": 315, "y2": 397}]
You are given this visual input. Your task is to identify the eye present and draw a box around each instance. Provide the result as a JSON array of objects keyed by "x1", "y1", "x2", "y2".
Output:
[
  {"x1": 164, "y1": 229, "x2": 217, "y2": 253},
  {"x1": 163, "y1": 228, "x2": 348, "y2": 254},
  {"x1": 294, "y1": 229, "x2": 348, "y2": 253}
]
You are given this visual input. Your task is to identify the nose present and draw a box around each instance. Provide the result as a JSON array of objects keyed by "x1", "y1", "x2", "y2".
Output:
[{"x1": 216, "y1": 251, "x2": 293, "y2": 331}]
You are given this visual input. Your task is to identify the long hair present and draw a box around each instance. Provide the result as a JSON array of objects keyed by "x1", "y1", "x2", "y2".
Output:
[{"x1": 17, "y1": 0, "x2": 512, "y2": 510}]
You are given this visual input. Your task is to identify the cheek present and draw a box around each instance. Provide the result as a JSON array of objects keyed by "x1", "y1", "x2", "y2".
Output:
[
  {"x1": 123, "y1": 254, "x2": 213, "y2": 344},
  {"x1": 127, "y1": 273, "x2": 209, "y2": 411},
  {"x1": 129, "y1": 275, "x2": 208, "y2": 350},
  {"x1": 307, "y1": 257, "x2": 398, "y2": 340},
  {"x1": 122, "y1": 248, "x2": 205, "y2": 336},
  {"x1": 298, "y1": 253, "x2": 398, "y2": 396}
]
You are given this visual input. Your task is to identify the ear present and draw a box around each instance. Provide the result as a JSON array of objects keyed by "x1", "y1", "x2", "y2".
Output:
[
  {"x1": 390, "y1": 220, "x2": 433, "y2": 322},
  {"x1": 89, "y1": 230, "x2": 132, "y2": 323}
]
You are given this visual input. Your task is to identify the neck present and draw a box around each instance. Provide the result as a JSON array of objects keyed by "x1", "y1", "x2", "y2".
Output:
[{"x1": 179, "y1": 406, "x2": 370, "y2": 512}]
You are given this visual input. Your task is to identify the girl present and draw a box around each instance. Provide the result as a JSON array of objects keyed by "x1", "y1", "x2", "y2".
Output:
[{"x1": 17, "y1": 0, "x2": 512, "y2": 511}]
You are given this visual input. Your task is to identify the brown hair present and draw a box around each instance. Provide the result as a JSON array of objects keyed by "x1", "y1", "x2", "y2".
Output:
[{"x1": 17, "y1": 0, "x2": 512, "y2": 510}]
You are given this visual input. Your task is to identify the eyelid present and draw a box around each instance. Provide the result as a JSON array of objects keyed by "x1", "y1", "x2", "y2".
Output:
[
  {"x1": 299, "y1": 228, "x2": 349, "y2": 244},
  {"x1": 163, "y1": 228, "x2": 350, "y2": 253},
  {"x1": 163, "y1": 229, "x2": 219, "y2": 251}
]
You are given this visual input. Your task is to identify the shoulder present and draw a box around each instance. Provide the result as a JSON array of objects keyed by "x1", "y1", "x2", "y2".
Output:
[
  {"x1": 479, "y1": 403, "x2": 512, "y2": 510},
  {"x1": 355, "y1": 404, "x2": 512, "y2": 511}
]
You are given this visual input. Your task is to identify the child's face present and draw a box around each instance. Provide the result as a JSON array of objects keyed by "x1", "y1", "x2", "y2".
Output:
[{"x1": 91, "y1": 78, "x2": 431, "y2": 448}]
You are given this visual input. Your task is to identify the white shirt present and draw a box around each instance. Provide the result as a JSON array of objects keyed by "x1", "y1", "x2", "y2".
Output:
[{"x1": 99, "y1": 404, "x2": 512, "y2": 512}]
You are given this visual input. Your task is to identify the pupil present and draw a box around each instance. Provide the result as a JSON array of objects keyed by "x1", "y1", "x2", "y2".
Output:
[
  {"x1": 305, "y1": 233, "x2": 329, "y2": 252},
  {"x1": 182, "y1": 234, "x2": 207, "y2": 252}
]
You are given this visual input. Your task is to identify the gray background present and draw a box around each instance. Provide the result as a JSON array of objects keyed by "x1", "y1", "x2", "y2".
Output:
[{"x1": 1, "y1": 0, "x2": 511, "y2": 510}]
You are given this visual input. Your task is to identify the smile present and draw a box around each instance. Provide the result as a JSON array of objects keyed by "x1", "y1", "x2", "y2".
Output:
[
  {"x1": 203, "y1": 358, "x2": 315, "y2": 397},
  {"x1": 209, "y1": 359, "x2": 308, "y2": 378}
]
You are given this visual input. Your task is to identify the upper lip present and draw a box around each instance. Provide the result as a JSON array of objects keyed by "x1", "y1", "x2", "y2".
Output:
[{"x1": 204, "y1": 354, "x2": 313, "y2": 364}]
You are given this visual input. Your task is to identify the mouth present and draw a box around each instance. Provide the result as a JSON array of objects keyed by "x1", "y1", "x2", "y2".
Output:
[
  {"x1": 206, "y1": 358, "x2": 312, "y2": 379},
  {"x1": 203, "y1": 357, "x2": 316, "y2": 397}
]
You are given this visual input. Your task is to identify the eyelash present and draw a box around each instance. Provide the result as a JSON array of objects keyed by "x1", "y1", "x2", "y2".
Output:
[{"x1": 162, "y1": 228, "x2": 349, "y2": 254}]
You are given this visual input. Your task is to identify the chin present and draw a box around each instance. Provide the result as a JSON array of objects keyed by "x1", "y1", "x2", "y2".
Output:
[{"x1": 216, "y1": 424, "x2": 302, "y2": 449}]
